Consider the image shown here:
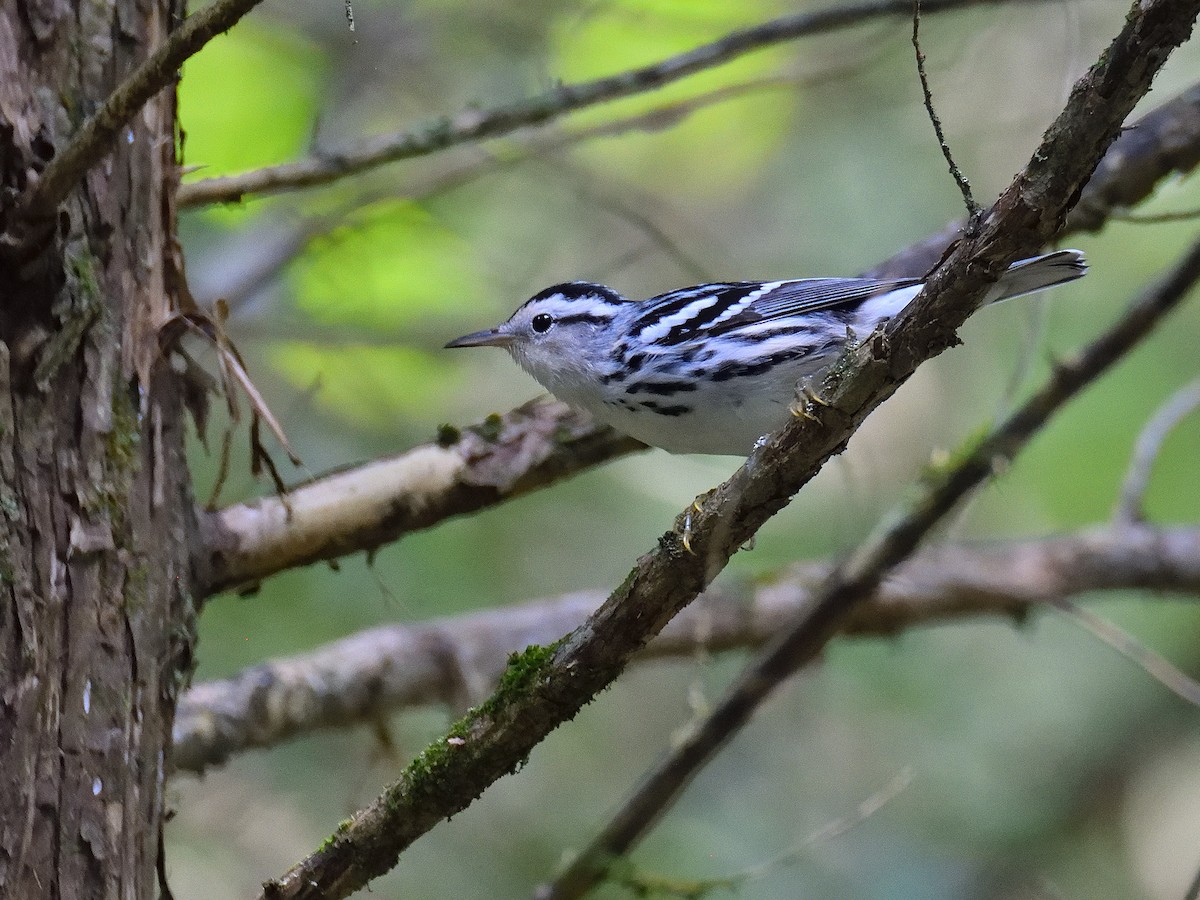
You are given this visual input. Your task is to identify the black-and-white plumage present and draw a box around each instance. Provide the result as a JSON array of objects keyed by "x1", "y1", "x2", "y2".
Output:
[{"x1": 447, "y1": 250, "x2": 1087, "y2": 455}]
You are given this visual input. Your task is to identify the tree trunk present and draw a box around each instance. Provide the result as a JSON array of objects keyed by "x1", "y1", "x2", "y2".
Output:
[{"x1": 0, "y1": 0, "x2": 196, "y2": 897}]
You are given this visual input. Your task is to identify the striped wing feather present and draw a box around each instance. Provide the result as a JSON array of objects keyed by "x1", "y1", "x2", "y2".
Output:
[{"x1": 636, "y1": 277, "x2": 921, "y2": 343}]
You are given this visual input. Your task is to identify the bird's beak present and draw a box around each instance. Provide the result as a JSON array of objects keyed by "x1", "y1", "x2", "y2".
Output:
[{"x1": 445, "y1": 328, "x2": 512, "y2": 349}]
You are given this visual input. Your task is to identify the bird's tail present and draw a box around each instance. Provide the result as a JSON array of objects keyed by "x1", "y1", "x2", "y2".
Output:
[{"x1": 987, "y1": 249, "x2": 1087, "y2": 304}]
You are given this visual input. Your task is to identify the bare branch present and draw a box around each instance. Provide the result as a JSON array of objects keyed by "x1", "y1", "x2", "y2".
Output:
[
  {"x1": 174, "y1": 524, "x2": 1200, "y2": 773},
  {"x1": 1069, "y1": 83, "x2": 1200, "y2": 233},
  {"x1": 200, "y1": 397, "x2": 644, "y2": 595},
  {"x1": 542, "y1": 229, "x2": 1200, "y2": 900},
  {"x1": 177, "y1": 0, "x2": 1047, "y2": 208},
  {"x1": 1115, "y1": 376, "x2": 1200, "y2": 524},
  {"x1": 1186, "y1": 858, "x2": 1200, "y2": 900},
  {"x1": 15, "y1": 0, "x2": 271, "y2": 225},
  {"x1": 259, "y1": 3, "x2": 1200, "y2": 896}
]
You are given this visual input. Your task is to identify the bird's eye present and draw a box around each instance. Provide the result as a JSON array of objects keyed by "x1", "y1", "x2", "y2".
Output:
[{"x1": 531, "y1": 313, "x2": 554, "y2": 334}]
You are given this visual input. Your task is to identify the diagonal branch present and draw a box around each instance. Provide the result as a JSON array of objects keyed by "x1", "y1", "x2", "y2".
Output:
[
  {"x1": 199, "y1": 398, "x2": 643, "y2": 595},
  {"x1": 174, "y1": 524, "x2": 1200, "y2": 774},
  {"x1": 542, "y1": 228, "x2": 1200, "y2": 900},
  {"x1": 259, "y1": 2, "x2": 1200, "y2": 897},
  {"x1": 15, "y1": 0, "x2": 272, "y2": 225},
  {"x1": 177, "y1": 0, "x2": 1048, "y2": 207}
]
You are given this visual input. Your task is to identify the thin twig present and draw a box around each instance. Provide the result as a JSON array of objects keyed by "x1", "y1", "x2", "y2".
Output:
[
  {"x1": 1116, "y1": 206, "x2": 1200, "y2": 224},
  {"x1": 1049, "y1": 598, "x2": 1200, "y2": 706},
  {"x1": 258, "y1": 4, "x2": 1200, "y2": 894},
  {"x1": 866, "y1": 81, "x2": 1200, "y2": 279},
  {"x1": 735, "y1": 769, "x2": 915, "y2": 882},
  {"x1": 15, "y1": 0, "x2": 272, "y2": 225},
  {"x1": 912, "y1": 0, "x2": 980, "y2": 218},
  {"x1": 1115, "y1": 376, "x2": 1200, "y2": 523},
  {"x1": 541, "y1": 159, "x2": 714, "y2": 283},
  {"x1": 178, "y1": 0, "x2": 1049, "y2": 207},
  {"x1": 540, "y1": 233, "x2": 1200, "y2": 900},
  {"x1": 610, "y1": 769, "x2": 913, "y2": 897},
  {"x1": 1184, "y1": 857, "x2": 1200, "y2": 900},
  {"x1": 174, "y1": 524, "x2": 1200, "y2": 773}
]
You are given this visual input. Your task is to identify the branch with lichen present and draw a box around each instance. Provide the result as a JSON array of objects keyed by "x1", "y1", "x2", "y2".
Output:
[
  {"x1": 175, "y1": 523, "x2": 1200, "y2": 774},
  {"x1": 199, "y1": 398, "x2": 643, "y2": 594},
  {"x1": 256, "y1": 1, "x2": 1200, "y2": 896}
]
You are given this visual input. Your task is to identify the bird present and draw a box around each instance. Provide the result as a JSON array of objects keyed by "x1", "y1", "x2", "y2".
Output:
[{"x1": 446, "y1": 250, "x2": 1086, "y2": 455}]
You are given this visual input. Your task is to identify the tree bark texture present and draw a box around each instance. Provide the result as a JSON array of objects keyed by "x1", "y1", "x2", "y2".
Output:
[{"x1": 0, "y1": 0, "x2": 196, "y2": 897}]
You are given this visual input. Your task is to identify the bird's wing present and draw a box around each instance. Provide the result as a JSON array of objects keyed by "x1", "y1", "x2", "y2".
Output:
[
  {"x1": 740, "y1": 278, "x2": 922, "y2": 320},
  {"x1": 631, "y1": 278, "x2": 922, "y2": 347}
]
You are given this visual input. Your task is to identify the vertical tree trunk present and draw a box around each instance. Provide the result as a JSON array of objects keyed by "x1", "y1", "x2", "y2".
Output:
[{"x1": 0, "y1": 0, "x2": 196, "y2": 896}]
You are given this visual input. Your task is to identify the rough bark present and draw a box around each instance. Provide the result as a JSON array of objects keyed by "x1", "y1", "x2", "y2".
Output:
[{"x1": 0, "y1": 0, "x2": 197, "y2": 897}]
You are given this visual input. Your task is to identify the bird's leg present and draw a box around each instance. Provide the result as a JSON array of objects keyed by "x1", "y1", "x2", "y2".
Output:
[
  {"x1": 678, "y1": 499, "x2": 703, "y2": 555},
  {"x1": 789, "y1": 380, "x2": 832, "y2": 421}
]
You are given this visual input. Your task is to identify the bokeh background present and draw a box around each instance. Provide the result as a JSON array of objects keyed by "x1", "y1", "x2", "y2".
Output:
[{"x1": 169, "y1": 1, "x2": 1200, "y2": 897}]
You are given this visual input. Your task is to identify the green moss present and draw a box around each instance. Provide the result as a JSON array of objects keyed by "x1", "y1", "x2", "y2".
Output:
[
  {"x1": 495, "y1": 642, "x2": 559, "y2": 695},
  {"x1": 123, "y1": 561, "x2": 150, "y2": 611},
  {"x1": 609, "y1": 859, "x2": 739, "y2": 899},
  {"x1": 389, "y1": 641, "x2": 564, "y2": 805},
  {"x1": 473, "y1": 413, "x2": 505, "y2": 442},
  {"x1": 435, "y1": 423, "x2": 461, "y2": 447},
  {"x1": 81, "y1": 379, "x2": 142, "y2": 534},
  {"x1": 317, "y1": 817, "x2": 354, "y2": 853},
  {"x1": 106, "y1": 383, "x2": 141, "y2": 469},
  {"x1": 34, "y1": 247, "x2": 105, "y2": 389},
  {"x1": 919, "y1": 420, "x2": 992, "y2": 487}
]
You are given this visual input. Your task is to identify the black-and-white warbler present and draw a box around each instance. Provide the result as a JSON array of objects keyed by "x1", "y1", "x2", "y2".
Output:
[{"x1": 447, "y1": 250, "x2": 1087, "y2": 455}]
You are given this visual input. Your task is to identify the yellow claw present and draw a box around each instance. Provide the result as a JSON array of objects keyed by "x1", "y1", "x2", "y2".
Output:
[
  {"x1": 789, "y1": 401, "x2": 819, "y2": 422},
  {"x1": 680, "y1": 500, "x2": 703, "y2": 555},
  {"x1": 789, "y1": 383, "x2": 831, "y2": 421},
  {"x1": 800, "y1": 383, "x2": 832, "y2": 407}
]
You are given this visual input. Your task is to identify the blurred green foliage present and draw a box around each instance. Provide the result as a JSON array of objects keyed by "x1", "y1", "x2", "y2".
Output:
[
  {"x1": 181, "y1": 22, "x2": 326, "y2": 211},
  {"x1": 171, "y1": 0, "x2": 1200, "y2": 898}
]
